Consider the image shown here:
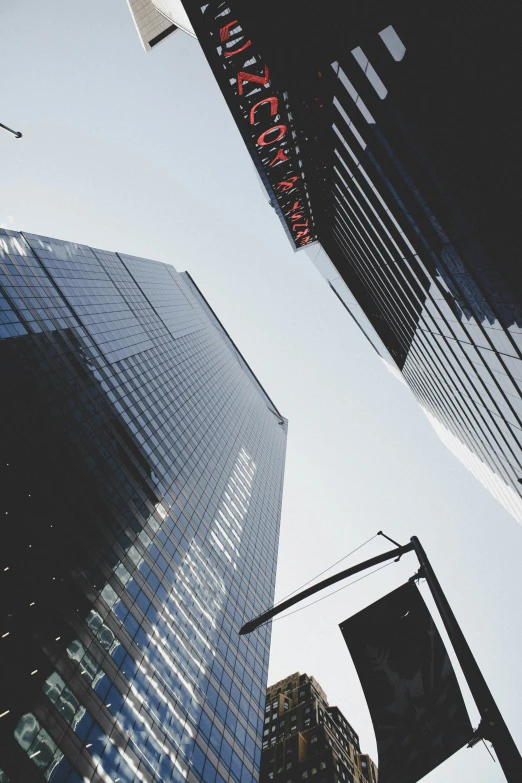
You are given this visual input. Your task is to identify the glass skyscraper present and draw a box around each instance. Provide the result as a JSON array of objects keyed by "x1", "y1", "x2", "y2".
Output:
[
  {"x1": 0, "y1": 230, "x2": 287, "y2": 783},
  {"x1": 302, "y1": 21, "x2": 522, "y2": 525},
  {"x1": 124, "y1": 0, "x2": 522, "y2": 524}
]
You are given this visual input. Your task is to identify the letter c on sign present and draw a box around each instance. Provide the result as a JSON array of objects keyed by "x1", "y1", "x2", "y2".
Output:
[
  {"x1": 257, "y1": 125, "x2": 287, "y2": 146},
  {"x1": 250, "y1": 97, "x2": 278, "y2": 125}
]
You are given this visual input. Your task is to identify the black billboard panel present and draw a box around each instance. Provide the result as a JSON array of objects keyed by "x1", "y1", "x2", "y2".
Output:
[{"x1": 340, "y1": 582, "x2": 473, "y2": 783}]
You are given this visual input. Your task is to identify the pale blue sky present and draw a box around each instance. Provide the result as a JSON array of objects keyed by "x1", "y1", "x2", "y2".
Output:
[{"x1": 2, "y1": 2, "x2": 522, "y2": 781}]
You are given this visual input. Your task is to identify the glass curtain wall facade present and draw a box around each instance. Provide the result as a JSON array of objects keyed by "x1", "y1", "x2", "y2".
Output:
[
  {"x1": 308, "y1": 21, "x2": 522, "y2": 523},
  {"x1": 0, "y1": 230, "x2": 287, "y2": 783},
  {"x1": 165, "y1": 0, "x2": 522, "y2": 523}
]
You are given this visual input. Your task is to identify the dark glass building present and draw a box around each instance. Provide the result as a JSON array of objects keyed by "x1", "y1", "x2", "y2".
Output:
[
  {"x1": 0, "y1": 230, "x2": 287, "y2": 783},
  {"x1": 260, "y1": 674, "x2": 377, "y2": 783},
  {"x1": 139, "y1": 0, "x2": 522, "y2": 523}
]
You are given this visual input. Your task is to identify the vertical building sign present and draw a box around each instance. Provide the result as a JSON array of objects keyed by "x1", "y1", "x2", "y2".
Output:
[{"x1": 184, "y1": 0, "x2": 316, "y2": 249}]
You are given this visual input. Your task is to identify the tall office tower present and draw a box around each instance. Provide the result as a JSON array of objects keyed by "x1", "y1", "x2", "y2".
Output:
[
  {"x1": 259, "y1": 674, "x2": 377, "y2": 783},
  {"x1": 123, "y1": 0, "x2": 522, "y2": 524},
  {"x1": 0, "y1": 229, "x2": 287, "y2": 783}
]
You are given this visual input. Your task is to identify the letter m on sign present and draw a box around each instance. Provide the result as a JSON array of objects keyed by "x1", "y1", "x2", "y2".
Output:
[{"x1": 237, "y1": 65, "x2": 270, "y2": 96}]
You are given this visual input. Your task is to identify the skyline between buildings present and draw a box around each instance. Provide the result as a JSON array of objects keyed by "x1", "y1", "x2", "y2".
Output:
[
  {"x1": 2, "y1": 2, "x2": 522, "y2": 782},
  {"x1": 124, "y1": 0, "x2": 522, "y2": 528}
]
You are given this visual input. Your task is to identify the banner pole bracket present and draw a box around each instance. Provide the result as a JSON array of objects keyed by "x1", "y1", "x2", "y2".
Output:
[
  {"x1": 377, "y1": 530, "x2": 406, "y2": 560},
  {"x1": 377, "y1": 530, "x2": 401, "y2": 547},
  {"x1": 409, "y1": 567, "x2": 426, "y2": 583},
  {"x1": 468, "y1": 721, "x2": 497, "y2": 765},
  {"x1": 468, "y1": 721, "x2": 487, "y2": 747}
]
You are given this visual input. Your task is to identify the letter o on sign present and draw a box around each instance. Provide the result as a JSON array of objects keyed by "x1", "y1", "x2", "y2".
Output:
[{"x1": 257, "y1": 124, "x2": 287, "y2": 146}]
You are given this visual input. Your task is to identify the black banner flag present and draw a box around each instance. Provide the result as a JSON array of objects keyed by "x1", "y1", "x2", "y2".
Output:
[{"x1": 340, "y1": 582, "x2": 473, "y2": 783}]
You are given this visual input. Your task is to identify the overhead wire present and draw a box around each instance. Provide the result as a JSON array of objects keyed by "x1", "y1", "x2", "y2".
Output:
[
  {"x1": 257, "y1": 560, "x2": 396, "y2": 629},
  {"x1": 272, "y1": 533, "x2": 379, "y2": 608}
]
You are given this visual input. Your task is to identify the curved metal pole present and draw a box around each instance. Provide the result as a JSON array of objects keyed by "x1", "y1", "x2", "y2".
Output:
[
  {"x1": 239, "y1": 542, "x2": 413, "y2": 634},
  {"x1": 0, "y1": 122, "x2": 22, "y2": 139}
]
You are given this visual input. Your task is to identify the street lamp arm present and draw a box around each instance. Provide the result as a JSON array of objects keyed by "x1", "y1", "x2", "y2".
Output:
[
  {"x1": 239, "y1": 541, "x2": 413, "y2": 634},
  {"x1": 0, "y1": 122, "x2": 23, "y2": 139}
]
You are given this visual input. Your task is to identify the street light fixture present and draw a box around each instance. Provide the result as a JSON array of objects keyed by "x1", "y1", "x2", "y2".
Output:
[{"x1": 0, "y1": 122, "x2": 22, "y2": 139}]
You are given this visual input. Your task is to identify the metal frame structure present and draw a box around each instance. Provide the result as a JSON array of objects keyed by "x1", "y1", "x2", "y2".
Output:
[{"x1": 240, "y1": 532, "x2": 522, "y2": 782}]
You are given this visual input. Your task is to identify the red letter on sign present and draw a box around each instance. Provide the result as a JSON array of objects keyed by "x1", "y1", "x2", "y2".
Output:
[
  {"x1": 250, "y1": 97, "x2": 278, "y2": 125},
  {"x1": 269, "y1": 148, "x2": 289, "y2": 166},
  {"x1": 237, "y1": 65, "x2": 269, "y2": 96},
  {"x1": 224, "y1": 39, "x2": 252, "y2": 57},
  {"x1": 257, "y1": 125, "x2": 287, "y2": 146},
  {"x1": 277, "y1": 176, "x2": 298, "y2": 192},
  {"x1": 219, "y1": 20, "x2": 238, "y2": 41}
]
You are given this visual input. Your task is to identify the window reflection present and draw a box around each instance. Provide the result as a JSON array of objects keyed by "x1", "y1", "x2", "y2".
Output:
[
  {"x1": 1, "y1": 230, "x2": 286, "y2": 783},
  {"x1": 378, "y1": 25, "x2": 406, "y2": 61}
]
